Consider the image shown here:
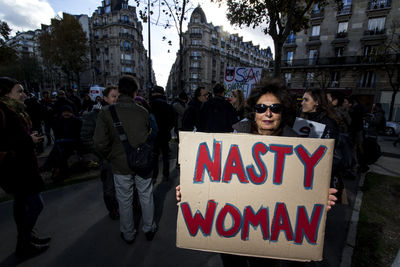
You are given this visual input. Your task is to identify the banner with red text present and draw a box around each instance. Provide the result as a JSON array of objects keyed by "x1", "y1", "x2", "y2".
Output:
[
  {"x1": 224, "y1": 67, "x2": 262, "y2": 98},
  {"x1": 176, "y1": 132, "x2": 334, "y2": 262}
]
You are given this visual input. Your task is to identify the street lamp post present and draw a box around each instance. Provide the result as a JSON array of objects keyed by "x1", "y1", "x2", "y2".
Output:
[{"x1": 147, "y1": 0, "x2": 152, "y2": 99}]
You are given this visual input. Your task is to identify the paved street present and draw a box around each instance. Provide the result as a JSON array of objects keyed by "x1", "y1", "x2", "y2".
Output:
[{"x1": 2, "y1": 137, "x2": 398, "y2": 267}]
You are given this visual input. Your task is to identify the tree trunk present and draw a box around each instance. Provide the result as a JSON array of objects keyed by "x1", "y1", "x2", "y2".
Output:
[
  {"x1": 389, "y1": 89, "x2": 398, "y2": 121},
  {"x1": 273, "y1": 39, "x2": 284, "y2": 78},
  {"x1": 178, "y1": 35, "x2": 184, "y2": 94}
]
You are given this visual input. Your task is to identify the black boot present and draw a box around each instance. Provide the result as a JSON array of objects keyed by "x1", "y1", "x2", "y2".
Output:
[
  {"x1": 16, "y1": 241, "x2": 49, "y2": 259},
  {"x1": 31, "y1": 231, "x2": 51, "y2": 245}
]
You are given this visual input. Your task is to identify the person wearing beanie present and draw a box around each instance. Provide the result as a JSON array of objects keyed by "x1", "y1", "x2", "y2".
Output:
[{"x1": 0, "y1": 77, "x2": 50, "y2": 259}]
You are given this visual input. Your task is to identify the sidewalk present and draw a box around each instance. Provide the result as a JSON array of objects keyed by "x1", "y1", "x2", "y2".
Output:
[
  {"x1": 370, "y1": 136, "x2": 400, "y2": 176},
  {"x1": 340, "y1": 135, "x2": 400, "y2": 267}
]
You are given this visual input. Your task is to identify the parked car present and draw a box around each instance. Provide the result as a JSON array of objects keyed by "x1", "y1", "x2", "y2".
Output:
[
  {"x1": 385, "y1": 121, "x2": 400, "y2": 136},
  {"x1": 363, "y1": 113, "x2": 400, "y2": 136}
]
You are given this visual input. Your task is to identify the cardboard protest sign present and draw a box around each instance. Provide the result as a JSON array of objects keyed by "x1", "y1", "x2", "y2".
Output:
[
  {"x1": 176, "y1": 132, "x2": 334, "y2": 262},
  {"x1": 224, "y1": 67, "x2": 262, "y2": 98},
  {"x1": 293, "y1": 117, "x2": 326, "y2": 138}
]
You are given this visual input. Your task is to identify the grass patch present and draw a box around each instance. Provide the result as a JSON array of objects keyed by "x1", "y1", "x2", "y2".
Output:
[{"x1": 352, "y1": 172, "x2": 400, "y2": 267}]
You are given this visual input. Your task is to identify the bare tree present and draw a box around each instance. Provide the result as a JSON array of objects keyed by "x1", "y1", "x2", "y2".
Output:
[
  {"x1": 134, "y1": 0, "x2": 193, "y2": 93},
  {"x1": 377, "y1": 20, "x2": 400, "y2": 121}
]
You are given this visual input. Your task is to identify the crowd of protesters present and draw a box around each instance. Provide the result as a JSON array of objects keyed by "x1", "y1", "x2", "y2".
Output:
[{"x1": 0, "y1": 74, "x2": 388, "y2": 262}]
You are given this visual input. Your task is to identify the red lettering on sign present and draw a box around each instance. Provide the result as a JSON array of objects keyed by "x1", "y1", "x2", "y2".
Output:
[
  {"x1": 269, "y1": 145, "x2": 293, "y2": 185},
  {"x1": 294, "y1": 204, "x2": 323, "y2": 244},
  {"x1": 223, "y1": 145, "x2": 249, "y2": 183},
  {"x1": 295, "y1": 145, "x2": 327, "y2": 189},
  {"x1": 246, "y1": 142, "x2": 268, "y2": 184},
  {"x1": 194, "y1": 141, "x2": 222, "y2": 183},
  {"x1": 271, "y1": 203, "x2": 293, "y2": 242},
  {"x1": 216, "y1": 204, "x2": 242, "y2": 237},
  {"x1": 180, "y1": 200, "x2": 217, "y2": 236},
  {"x1": 242, "y1": 206, "x2": 269, "y2": 241}
]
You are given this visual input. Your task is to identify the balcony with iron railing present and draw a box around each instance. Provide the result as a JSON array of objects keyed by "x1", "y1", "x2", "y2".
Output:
[
  {"x1": 364, "y1": 28, "x2": 386, "y2": 36},
  {"x1": 309, "y1": 35, "x2": 320, "y2": 41},
  {"x1": 190, "y1": 32, "x2": 202, "y2": 38},
  {"x1": 336, "y1": 31, "x2": 348, "y2": 39},
  {"x1": 119, "y1": 33, "x2": 135, "y2": 40},
  {"x1": 367, "y1": 0, "x2": 391, "y2": 10},
  {"x1": 280, "y1": 54, "x2": 398, "y2": 68},
  {"x1": 311, "y1": 9, "x2": 324, "y2": 19},
  {"x1": 337, "y1": 4, "x2": 352, "y2": 16}
]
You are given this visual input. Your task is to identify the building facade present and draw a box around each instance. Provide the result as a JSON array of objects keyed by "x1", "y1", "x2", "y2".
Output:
[
  {"x1": 281, "y1": 0, "x2": 400, "y2": 119},
  {"x1": 90, "y1": 0, "x2": 154, "y2": 95},
  {"x1": 166, "y1": 5, "x2": 272, "y2": 97}
]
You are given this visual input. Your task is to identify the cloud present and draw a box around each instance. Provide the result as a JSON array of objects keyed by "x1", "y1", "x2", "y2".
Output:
[{"x1": 0, "y1": 0, "x2": 55, "y2": 33}]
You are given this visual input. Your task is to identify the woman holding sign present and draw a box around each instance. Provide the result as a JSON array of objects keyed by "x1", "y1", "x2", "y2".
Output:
[{"x1": 176, "y1": 79, "x2": 337, "y2": 266}]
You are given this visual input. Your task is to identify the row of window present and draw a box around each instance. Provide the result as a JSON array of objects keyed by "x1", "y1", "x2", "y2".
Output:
[
  {"x1": 189, "y1": 27, "x2": 268, "y2": 56},
  {"x1": 284, "y1": 71, "x2": 377, "y2": 88}
]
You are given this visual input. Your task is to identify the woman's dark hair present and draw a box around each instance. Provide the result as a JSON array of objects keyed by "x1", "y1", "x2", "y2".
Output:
[
  {"x1": 194, "y1": 86, "x2": 206, "y2": 98},
  {"x1": 329, "y1": 91, "x2": 345, "y2": 107},
  {"x1": 246, "y1": 78, "x2": 294, "y2": 130},
  {"x1": 302, "y1": 88, "x2": 341, "y2": 125},
  {"x1": 0, "y1": 77, "x2": 20, "y2": 97},
  {"x1": 103, "y1": 85, "x2": 118, "y2": 97}
]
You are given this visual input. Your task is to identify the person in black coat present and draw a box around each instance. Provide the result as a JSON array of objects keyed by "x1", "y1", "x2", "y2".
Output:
[
  {"x1": 150, "y1": 86, "x2": 175, "y2": 181},
  {"x1": 42, "y1": 105, "x2": 82, "y2": 181},
  {"x1": 182, "y1": 86, "x2": 209, "y2": 131},
  {"x1": 0, "y1": 77, "x2": 50, "y2": 259},
  {"x1": 198, "y1": 83, "x2": 237, "y2": 133}
]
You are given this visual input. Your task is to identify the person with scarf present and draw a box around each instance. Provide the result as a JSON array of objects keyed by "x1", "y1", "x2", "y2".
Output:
[{"x1": 0, "y1": 77, "x2": 50, "y2": 259}]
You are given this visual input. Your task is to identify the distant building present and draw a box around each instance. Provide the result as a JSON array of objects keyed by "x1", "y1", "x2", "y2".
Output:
[
  {"x1": 166, "y1": 5, "x2": 273, "y2": 97},
  {"x1": 6, "y1": 30, "x2": 40, "y2": 57},
  {"x1": 90, "y1": 0, "x2": 155, "y2": 96},
  {"x1": 281, "y1": 0, "x2": 400, "y2": 119}
]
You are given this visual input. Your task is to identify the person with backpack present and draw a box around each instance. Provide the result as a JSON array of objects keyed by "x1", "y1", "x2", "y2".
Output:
[{"x1": 94, "y1": 75, "x2": 157, "y2": 244}]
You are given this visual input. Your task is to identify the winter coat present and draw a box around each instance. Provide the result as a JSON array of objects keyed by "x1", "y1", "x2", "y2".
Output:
[
  {"x1": 182, "y1": 98, "x2": 203, "y2": 131},
  {"x1": 172, "y1": 99, "x2": 187, "y2": 130},
  {"x1": 232, "y1": 119, "x2": 298, "y2": 137},
  {"x1": 80, "y1": 108, "x2": 100, "y2": 152},
  {"x1": 198, "y1": 95, "x2": 237, "y2": 133},
  {"x1": 0, "y1": 101, "x2": 44, "y2": 195},
  {"x1": 94, "y1": 95, "x2": 150, "y2": 175},
  {"x1": 150, "y1": 95, "x2": 175, "y2": 142}
]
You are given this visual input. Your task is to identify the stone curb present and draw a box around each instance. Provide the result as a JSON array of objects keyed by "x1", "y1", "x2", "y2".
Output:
[{"x1": 340, "y1": 173, "x2": 366, "y2": 267}]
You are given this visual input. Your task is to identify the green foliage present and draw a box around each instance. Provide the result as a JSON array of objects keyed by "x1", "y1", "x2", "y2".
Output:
[
  {"x1": 0, "y1": 20, "x2": 16, "y2": 65},
  {"x1": 39, "y1": 13, "x2": 88, "y2": 82},
  {"x1": 212, "y1": 0, "x2": 340, "y2": 77},
  {"x1": 0, "y1": 19, "x2": 11, "y2": 44}
]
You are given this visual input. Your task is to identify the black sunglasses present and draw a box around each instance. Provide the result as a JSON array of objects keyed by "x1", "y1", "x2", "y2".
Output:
[{"x1": 254, "y1": 103, "x2": 283, "y2": 114}]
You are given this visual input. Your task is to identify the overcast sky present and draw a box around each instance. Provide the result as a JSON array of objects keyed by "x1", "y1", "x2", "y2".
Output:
[{"x1": 0, "y1": 0, "x2": 274, "y2": 87}]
